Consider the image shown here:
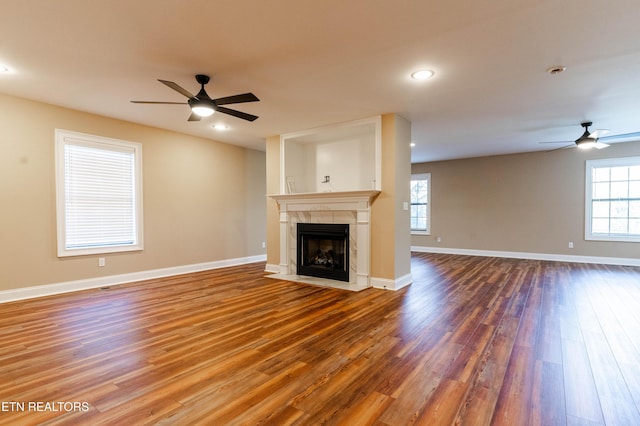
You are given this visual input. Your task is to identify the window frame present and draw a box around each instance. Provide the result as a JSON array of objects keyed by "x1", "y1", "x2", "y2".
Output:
[
  {"x1": 410, "y1": 173, "x2": 431, "y2": 235},
  {"x1": 55, "y1": 129, "x2": 144, "y2": 257},
  {"x1": 585, "y1": 156, "x2": 640, "y2": 243}
]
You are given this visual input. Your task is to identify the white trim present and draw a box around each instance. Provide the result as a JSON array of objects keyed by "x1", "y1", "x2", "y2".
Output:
[
  {"x1": 411, "y1": 245, "x2": 640, "y2": 267},
  {"x1": 264, "y1": 263, "x2": 281, "y2": 274},
  {"x1": 0, "y1": 255, "x2": 266, "y2": 304},
  {"x1": 585, "y1": 156, "x2": 640, "y2": 243},
  {"x1": 410, "y1": 173, "x2": 430, "y2": 234},
  {"x1": 371, "y1": 273, "x2": 413, "y2": 291}
]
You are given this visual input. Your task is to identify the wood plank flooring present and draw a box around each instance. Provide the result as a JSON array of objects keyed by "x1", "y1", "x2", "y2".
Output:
[{"x1": 1, "y1": 253, "x2": 640, "y2": 425}]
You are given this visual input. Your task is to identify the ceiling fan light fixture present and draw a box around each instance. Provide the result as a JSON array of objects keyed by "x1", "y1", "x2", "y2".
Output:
[
  {"x1": 574, "y1": 121, "x2": 604, "y2": 150},
  {"x1": 192, "y1": 106, "x2": 215, "y2": 117},
  {"x1": 189, "y1": 98, "x2": 215, "y2": 117},
  {"x1": 576, "y1": 139, "x2": 597, "y2": 149}
]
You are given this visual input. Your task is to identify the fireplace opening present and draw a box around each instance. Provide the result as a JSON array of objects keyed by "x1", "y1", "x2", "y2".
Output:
[{"x1": 297, "y1": 223, "x2": 349, "y2": 282}]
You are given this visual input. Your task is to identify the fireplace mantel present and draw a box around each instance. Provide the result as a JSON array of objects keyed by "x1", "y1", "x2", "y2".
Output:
[
  {"x1": 268, "y1": 190, "x2": 380, "y2": 205},
  {"x1": 269, "y1": 190, "x2": 380, "y2": 211},
  {"x1": 268, "y1": 190, "x2": 380, "y2": 291}
]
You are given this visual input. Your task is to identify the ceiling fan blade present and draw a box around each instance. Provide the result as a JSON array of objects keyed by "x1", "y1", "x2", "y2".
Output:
[
  {"x1": 589, "y1": 129, "x2": 610, "y2": 139},
  {"x1": 539, "y1": 140, "x2": 571, "y2": 144},
  {"x1": 546, "y1": 144, "x2": 575, "y2": 151},
  {"x1": 158, "y1": 79, "x2": 196, "y2": 99},
  {"x1": 187, "y1": 112, "x2": 201, "y2": 122},
  {"x1": 130, "y1": 101, "x2": 187, "y2": 104},
  {"x1": 216, "y1": 106, "x2": 258, "y2": 121},
  {"x1": 213, "y1": 93, "x2": 259, "y2": 105},
  {"x1": 599, "y1": 131, "x2": 640, "y2": 142}
]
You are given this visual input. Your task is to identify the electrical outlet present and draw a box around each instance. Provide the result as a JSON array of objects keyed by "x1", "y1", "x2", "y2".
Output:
[
  {"x1": 436, "y1": 237, "x2": 442, "y2": 243},
  {"x1": 568, "y1": 242, "x2": 574, "y2": 249},
  {"x1": 98, "y1": 257, "x2": 106, "y2": 267},
  {"x1": 262, "y1": 242, "x2": 266, "y2": 249}
]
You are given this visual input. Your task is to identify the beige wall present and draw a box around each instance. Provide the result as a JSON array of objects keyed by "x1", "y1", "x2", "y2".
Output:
[
  {"x1": 393, "y1": 115, "x2": 412, "y2": 277},
  {"x1": 0, "y1": 93, "x2": 266, "y2": 291},
  {"x1": 244, "y1": 148, "x2": 268, "y2": 255},
  {"x1": 265, "y1": 135, "x2": 281, "y2": 268},
  {"x1": 371, "y1": 114, "x2": 412, "y2": 281},
  {"x1": 412, "y1": 141, "x2": 640, "y2": 259}
]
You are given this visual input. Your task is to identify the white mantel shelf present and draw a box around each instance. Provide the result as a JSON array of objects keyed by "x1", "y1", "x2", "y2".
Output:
[{"x1": 269, "y1": 190, "x2": 380, "y2": 203}]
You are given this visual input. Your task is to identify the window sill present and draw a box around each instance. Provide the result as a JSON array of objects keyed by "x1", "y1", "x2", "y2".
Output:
[
  {"x1": 585, "y1": 235, "x2": 640, "y2": 243},
  {"x1": 57, "y1": 244, "x2": 144, "y2": 258}
]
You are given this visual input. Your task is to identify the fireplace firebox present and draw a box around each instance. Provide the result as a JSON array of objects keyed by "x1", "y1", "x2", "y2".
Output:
[{"x1": 297, "y1": 223, "x2": 349, "y2": 282}]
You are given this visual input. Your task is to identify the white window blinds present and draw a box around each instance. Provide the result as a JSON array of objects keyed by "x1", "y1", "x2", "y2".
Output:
[{"x1": 55, "y1": 130, "x2": 143, "y2": 256}]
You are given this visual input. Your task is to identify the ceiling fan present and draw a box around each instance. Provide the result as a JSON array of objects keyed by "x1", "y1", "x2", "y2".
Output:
[
  {"x1": 131, "y1": 74, "x2": 259, "y2": 122},
  {"x1": 542, "y1": 122, "x2": 640, "y2": 150}
]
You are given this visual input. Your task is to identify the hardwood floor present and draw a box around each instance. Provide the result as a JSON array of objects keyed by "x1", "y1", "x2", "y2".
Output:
[{"x1": 1, "y1": 253, "x2": 640, "y2": 425}]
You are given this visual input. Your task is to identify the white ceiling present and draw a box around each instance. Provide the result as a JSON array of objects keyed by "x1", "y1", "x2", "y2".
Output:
[{"x1": 1, "y1": 0, "x2": 640, "y2": 163}]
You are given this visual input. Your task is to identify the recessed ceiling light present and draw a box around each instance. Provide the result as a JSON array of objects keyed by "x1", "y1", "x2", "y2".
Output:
[
  {"x1": 212, "y1": 124, "x2": 228, "y2": 131},
  {"x1": 410, "y1": 142, "x2": 416, "y2": 148},
  {"x1": 411, "y1": 69, "x2": 434, "y2": 80},
  {"x1": 546, "y1": 65, "x2": 566, "y2": 75},
  {"x1": 0, "y1": 65, "x2": 8, "y2": 73}
]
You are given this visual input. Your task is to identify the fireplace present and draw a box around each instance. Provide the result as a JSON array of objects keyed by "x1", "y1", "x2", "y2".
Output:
[
  {"x1": 269, "y1": 190, "x2": 379, "y2": 290},
  {"x1": 297, "y1": 223, "x2": 349, "y2": 282}
]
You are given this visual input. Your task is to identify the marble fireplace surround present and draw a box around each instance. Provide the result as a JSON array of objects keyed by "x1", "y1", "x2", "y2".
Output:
[{"x1": 269, "y1": 190, "x2": 380, "y2": 291}]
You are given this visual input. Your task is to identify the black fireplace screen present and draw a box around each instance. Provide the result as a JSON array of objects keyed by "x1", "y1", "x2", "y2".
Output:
[{"x1": 297, "y1": 223, "x2": 349, "y2": 282}]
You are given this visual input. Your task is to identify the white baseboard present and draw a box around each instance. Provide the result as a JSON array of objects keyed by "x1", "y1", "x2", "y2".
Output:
[
  {"x1": 7, "y1": 246, "x2": 633, "y2": 304},
  {"x1": 264, "y1": 263, "x2": 281, "y2": 274},
  {"x1": 371, "y1": 272, "x2": 413, "y2": 291},
  {"x1": 411, "y1": 245, "x2": 640, "y2": 267},
  {"x1": 0, "y1": 254, "x2": 267, "y2": 304}
]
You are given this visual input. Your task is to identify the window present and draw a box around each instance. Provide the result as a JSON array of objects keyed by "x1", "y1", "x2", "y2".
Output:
[
  {"x1": 410, "y1": 173, "x2": 430, "y2": 234},
  {"x1": 585, "y1": 157, "x2": 640, "y2": 242},
  {"x1": 55, "y1": 129, "x2": 143, "y2": 257}
]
